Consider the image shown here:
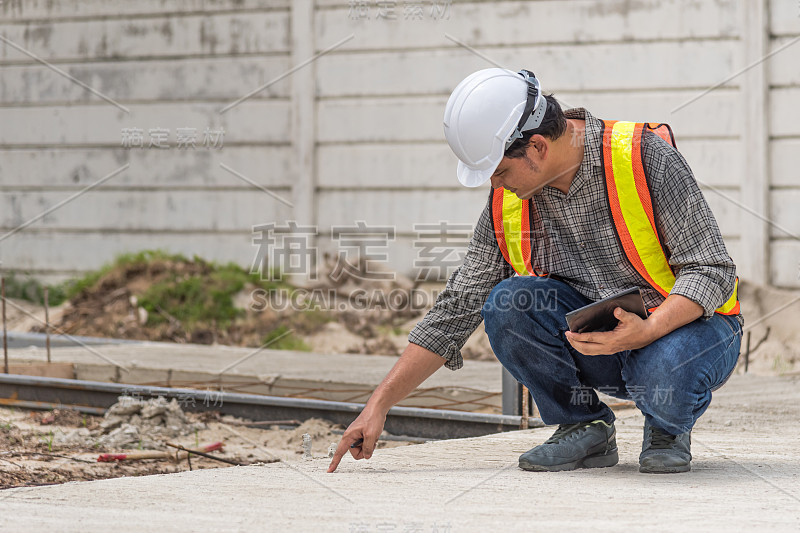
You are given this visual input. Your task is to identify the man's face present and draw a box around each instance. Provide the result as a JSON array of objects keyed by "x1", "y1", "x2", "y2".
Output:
[{"x1": 489, "y1": 147, "x2": 547, "y2": 200}]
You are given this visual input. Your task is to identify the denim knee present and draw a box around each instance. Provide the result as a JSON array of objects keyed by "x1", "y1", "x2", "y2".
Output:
[
  {"x1": 482, "y1": 276, "x2": 565, "y2": 323},
  {"x1": 481, "y1": 278, "x2": 519, "y2": 332}
]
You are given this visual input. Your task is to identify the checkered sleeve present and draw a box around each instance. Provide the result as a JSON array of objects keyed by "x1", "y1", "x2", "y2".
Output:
[
  {"x1": 408, "y1": 194, "x2": 515, "y2": 370},
  {"x1": 643, "y1": 132, "x2": 737, "y2": 318}
]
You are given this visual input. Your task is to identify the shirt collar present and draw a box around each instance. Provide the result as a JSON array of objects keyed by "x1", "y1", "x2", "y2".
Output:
[
  {"x1": 538, "y1": 107, "x2": 602, "y2": 199},
  {"x1": 563, "y1": 107, "x2": 604, "y2": 168}
]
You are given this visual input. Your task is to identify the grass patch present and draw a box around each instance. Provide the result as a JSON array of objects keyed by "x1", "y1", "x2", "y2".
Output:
[
  {"x1": 4, "y1": 249, "x2": 293, "y2": 327},
  {"x1": 138, "y1": 263, "x2": 248, "y2": 328},
  {"x1": 1, "y1": 272, "x2": 68, "y2": 306},
  {"x1": 1, "y1": 250, "x2": 190, "y2": 306},
  {"x1": 119, "y1": 252, "x2": 291, "y2": 330},
  {"x1": 261, "y1": 325, "x2": 311, "y2": 351},
  {"x1": 62, "y1": 250, "x2": 192, "y2": 300}
]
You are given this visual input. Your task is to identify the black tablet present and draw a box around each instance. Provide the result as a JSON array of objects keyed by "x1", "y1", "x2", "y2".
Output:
[{"x1": 565, "y1": 287, "x2": 648, "y2": 333}]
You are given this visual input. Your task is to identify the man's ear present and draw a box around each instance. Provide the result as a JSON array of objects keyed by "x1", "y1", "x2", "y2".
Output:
[{"x1": 526, "y1": 135, "x2": 548, "y2": 161}]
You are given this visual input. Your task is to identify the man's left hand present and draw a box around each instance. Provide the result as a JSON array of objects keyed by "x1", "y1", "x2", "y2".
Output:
[{"x1": 565, "y1": 307, "x2": 656, "y2": 356}]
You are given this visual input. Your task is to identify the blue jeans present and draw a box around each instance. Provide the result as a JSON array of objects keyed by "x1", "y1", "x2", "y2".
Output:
[{"x1": 482, "y1": 277, "x2": 742, "y2": 435}]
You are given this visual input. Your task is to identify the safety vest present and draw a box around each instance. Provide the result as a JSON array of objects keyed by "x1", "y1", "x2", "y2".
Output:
[{"x1": 490, "y1": 120, "x2": 740, "y2": 316}]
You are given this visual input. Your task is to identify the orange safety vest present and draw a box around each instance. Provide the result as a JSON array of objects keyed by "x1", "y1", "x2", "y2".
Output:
[{"x1": 490, "y1": 120, "x2": 740, "y2": 316}]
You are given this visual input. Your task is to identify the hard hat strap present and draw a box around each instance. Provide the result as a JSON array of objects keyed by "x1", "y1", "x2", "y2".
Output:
[{"x1": 504, "y1": 70, "x2": 548, "y2": 152}]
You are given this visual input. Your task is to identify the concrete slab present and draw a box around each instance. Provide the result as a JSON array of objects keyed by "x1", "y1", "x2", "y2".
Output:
[
  {"x1": 2, "y1": 374, "x2": 798, "y2": 532},
  {"x1": 5, "y1": 341, "x2": 504, "y2": 412},
  {"x1": 5, "y1": 362, "x2": 74, "y2": 379}
]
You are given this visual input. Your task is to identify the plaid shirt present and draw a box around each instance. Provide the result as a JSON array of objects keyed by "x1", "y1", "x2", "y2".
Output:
[{"x1": 409, "y1": 107, "x2": 739, "y2": 370}]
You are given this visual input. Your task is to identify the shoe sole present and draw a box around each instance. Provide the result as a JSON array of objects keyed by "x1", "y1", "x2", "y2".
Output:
[
  {"x1": 639, "y1": 463, "x2": 691, "y2": 474},
  {"x1": 519, "y1": 448, "x2": 619, "y2": 472}
]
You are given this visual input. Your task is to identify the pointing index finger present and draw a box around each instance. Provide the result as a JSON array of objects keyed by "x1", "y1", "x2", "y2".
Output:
[{"x1": 327, "y1": 435, "x2": 360, "y2": 473}]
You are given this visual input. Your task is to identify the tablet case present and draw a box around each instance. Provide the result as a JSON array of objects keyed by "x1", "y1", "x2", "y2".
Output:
[{"x1": 565, "y1": 287, "x2": 648, "y2": 333}]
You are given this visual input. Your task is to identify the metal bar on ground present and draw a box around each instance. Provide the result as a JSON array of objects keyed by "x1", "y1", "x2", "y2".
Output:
[
  {"x1": 0, "y1": 374, "x2": 544, "y2": 440},
  {"x1": 0, "y1": 398, "x2": 107, "y2": 416},
  {"x1": 44, "y1": 287, "x2": 51, "y2": 364},
  {"x1": 745, "y1": 331, "x2": 751, "y2": 373},
  {"x1": 228, "y1": 419, "x2": 302, "y2": 427},
  {"x1": 501, "y1": 367, "x2": 520, "y2": 416},
  {"x1": 2, "y1": 276, "x2": 7, "y2": 374},
  {"x1": 165, "y1": 442, "x2": 243, "y2": 466},
  {"x1": 520, "y1": 385, "x2": 529, "y2": 430}
]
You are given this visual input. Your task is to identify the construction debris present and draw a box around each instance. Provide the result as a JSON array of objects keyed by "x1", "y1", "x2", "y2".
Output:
[
  {"x1": 97, "y1": 441, "x2": 224, "y2": 463},
  {"x1": 1, "y1": 405, "x2": 413, "y2": 490},
  {"x1": 56, "y1": 396, "x2": 203, "y2": 450},
  {"x1": 164, "y1": 442, "x2": 247, "y2": 466}
]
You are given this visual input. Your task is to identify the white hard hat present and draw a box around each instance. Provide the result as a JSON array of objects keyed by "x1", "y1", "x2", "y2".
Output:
[{"x1": 443, "y1": 68, "x2": 548, "y2": 187}]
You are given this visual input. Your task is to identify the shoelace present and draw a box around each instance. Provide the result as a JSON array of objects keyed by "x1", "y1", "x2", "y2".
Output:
[
  {"x1": 648, "y1": 427, "x2": 677, "y2": 449},
  {"x1": 545, "y1": 423, "x2": 588, "y2": 444}
]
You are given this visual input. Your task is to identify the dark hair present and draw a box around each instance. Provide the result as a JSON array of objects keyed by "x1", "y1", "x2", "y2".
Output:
[{"x1": 504, "y1": 94, "x2": 567, "y2": 159}]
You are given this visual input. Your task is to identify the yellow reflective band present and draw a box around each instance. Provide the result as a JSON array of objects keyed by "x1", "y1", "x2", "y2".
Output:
[
  {"x1": 501, "y1": 188, "x2": 528, "y2": 276},
  {"x1": 609, "y1": 121, "x2": 675, "y2": 294},
  {"x1": 717, "y1": 278, "x2": 739, "y2": 314}
]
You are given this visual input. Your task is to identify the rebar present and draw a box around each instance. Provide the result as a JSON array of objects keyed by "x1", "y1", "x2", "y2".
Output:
[
  {"x1": 165, "y1": 442, "x2": 242, "y2": 466},
  {"x1": 44, "y1": 287, "x2": 51, "y2": 364},
  {"x1": 520, "y1": 385, "x2": 529, "y2": 430},
  {"x1": 2, "y1": 276, "x2": 8, "y2": 374}
]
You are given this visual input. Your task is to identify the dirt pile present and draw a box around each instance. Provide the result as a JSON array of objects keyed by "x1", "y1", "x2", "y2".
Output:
[
  {"x1": 35, "y1": 253, "x2": 278, "y2": 346},
  {"x1": 21, "y1": 250, "x2": 426, "y2": 357}
]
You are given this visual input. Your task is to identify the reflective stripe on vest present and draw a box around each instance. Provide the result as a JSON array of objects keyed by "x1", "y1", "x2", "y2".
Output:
[
  {"x1": 491, "y1": 187, "x2": 538, "y2": 276},
  {"x1": 602, "y1": 120, "x2": 674, "y2": 297},
  {"x1": 601, "y1": 120, "x2": 739, "y2": 316}
]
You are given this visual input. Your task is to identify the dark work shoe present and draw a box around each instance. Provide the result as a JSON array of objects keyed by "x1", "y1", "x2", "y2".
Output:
[
  {"x1": 639, "y1": 421, "x2": 692, "y2": 474},
  {"x1": 518, "y1": 420, "x2": 618, "y2": 472}
]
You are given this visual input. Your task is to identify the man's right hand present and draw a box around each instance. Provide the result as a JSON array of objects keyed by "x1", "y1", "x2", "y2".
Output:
[
  {"x1": 327, "y1": 408, "x2": 386, "y2": 472},
  {"x1": 326, "y1": 342, "x2": 446, "y2": 473}
]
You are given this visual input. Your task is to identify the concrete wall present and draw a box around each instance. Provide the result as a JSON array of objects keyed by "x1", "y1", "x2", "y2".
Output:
[
  {"x1": 0, "y1": 0, "x2": 797, "y2": 287},
  {"x1": 768, "y1": 0, "x2": 800, "y2": 287}
]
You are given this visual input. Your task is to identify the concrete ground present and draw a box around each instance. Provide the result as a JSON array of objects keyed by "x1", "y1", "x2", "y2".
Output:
[{"x1": 1, "y1": 373, "x2": 798, "y2": 532}]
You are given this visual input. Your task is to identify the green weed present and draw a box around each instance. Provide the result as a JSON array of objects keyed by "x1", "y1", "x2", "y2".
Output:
[{"x1": 261, "y1": 325, "x2": 311, "y2": 351}]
